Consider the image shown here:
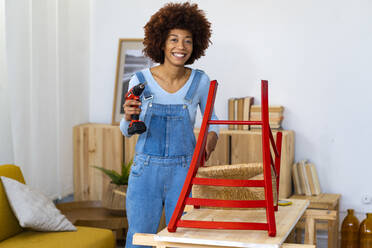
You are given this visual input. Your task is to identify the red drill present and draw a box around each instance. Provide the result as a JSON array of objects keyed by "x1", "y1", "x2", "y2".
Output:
[{"x1": 125, "y1": 83, "x2": 147, "y2": 135}]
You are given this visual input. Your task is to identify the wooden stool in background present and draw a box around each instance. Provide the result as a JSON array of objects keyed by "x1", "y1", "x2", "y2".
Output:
[{"x1": 290, "y1": 193, "x2": 341, "y2": 248}]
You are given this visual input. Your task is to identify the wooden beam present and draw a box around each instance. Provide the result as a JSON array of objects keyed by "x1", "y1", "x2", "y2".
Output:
[{"x1": 133, "y1": 233, "x2": 316, "y2": 248}]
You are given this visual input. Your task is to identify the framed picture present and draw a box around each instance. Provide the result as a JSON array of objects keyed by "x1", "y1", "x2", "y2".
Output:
[{"x1": 112, "y1": 38, "x2": 154, "y2": 125}]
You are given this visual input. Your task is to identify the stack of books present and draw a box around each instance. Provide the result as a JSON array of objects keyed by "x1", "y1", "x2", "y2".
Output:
[
  {"x1": 249, "y1": 105, "x2": 284, "y2": 130},
  {"x1": 292, "y1": 160, "x2": 321, "y2": 196},
  {"x1": 227, "y1": 97, "x2": 254, "y2": 130}
]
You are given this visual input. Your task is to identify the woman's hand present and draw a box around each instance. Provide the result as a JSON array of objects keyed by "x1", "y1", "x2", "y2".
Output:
[
  {"x1": 123, "y1": 100, "x2": 141, "y2": 121},
  {"x1": 205, "y1": 131, "x2": 218, "y2": 161}
]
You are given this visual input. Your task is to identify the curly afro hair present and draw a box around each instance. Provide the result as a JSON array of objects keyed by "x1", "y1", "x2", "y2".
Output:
[{"x1": 143, "y1": 2, "x2": 212, "y2": 65}]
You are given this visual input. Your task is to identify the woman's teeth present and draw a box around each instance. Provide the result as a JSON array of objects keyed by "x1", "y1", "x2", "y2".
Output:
[{"x1": 173, "y1": 53, "x2": 185, "y2": 58}]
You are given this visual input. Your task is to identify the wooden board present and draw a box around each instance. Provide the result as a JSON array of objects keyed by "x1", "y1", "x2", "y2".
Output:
[
  {"x1": 124, "y1": 135, "x2": 138, "y2": 165},
  {"x1": 194, "y1": 129, "x2": 230, "y2": 166},
  {"x1": 229, "y1": 130, "x2": 294, "y2": 198},
  {"x1": 155, "y1": 199, "x2": 309, "y2": 248},
  {"x1": 73, "y1": 123, "x2": 123, "y2": 201},
  {"x1": 133, "y1": 233, "x2": 315, "y2": 248},
  {"x1": 289, "y1": 194, "x2": 340, "y2": 210}
]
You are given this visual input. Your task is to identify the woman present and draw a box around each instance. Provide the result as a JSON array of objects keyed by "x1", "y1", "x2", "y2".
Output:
[{"x1": 120, "y1": 2, "x2": 219, "y2": 247}]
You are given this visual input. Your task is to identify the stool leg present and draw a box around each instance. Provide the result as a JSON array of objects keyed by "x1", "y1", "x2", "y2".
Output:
[
  {"x1": 328, "y1": 219, "x2": 337, "y2": 248},
  {"x1": 296, "y1": 228, "x2": 302, "y2": 243},
  {"x1": 305, "y1": 217, "x2": 316, "y2": 245}
]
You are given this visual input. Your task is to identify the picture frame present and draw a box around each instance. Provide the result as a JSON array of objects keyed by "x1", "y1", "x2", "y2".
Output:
[{"x1": 112, "y1": 38, "x2": 154, "y2": 125}]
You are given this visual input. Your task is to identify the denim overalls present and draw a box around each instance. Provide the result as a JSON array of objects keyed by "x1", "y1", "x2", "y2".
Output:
[{"x1": 125, "y1": 70, "x2": 202, "y2": 248}]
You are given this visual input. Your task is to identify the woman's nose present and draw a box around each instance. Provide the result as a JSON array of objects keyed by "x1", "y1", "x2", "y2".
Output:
[{"x1": 177, "y1": 40, "x2": 185, "y2": 49}]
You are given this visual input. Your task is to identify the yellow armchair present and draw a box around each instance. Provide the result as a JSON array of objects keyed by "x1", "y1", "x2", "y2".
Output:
[{"x1": 0, "y1": 164, "x2": 115, "y2": 248}]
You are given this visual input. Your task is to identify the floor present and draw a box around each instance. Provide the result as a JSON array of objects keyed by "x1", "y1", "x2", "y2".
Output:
[{"x1": 116, "y1": 240, "x2": 125, "y2": 248}]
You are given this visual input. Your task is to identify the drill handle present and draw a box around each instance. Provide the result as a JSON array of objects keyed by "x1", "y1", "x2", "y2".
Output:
[{"x1": 131, "y1": 113, "x2": 140, "y2": 121}]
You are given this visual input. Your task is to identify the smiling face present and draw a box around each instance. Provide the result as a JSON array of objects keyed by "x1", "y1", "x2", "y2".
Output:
[{"x1": 162, "y1": 29, "x2": 193, "y2": 67}]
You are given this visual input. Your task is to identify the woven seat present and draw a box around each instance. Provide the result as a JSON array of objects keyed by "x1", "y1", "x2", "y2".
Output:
[{"x1": 193, "y1": 163, "x2": 277, "y2": 207}]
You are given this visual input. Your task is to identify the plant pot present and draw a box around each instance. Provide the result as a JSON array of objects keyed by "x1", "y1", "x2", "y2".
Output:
[{"x1": 102, "y1": 183, "x2": 127, "y2": 216}]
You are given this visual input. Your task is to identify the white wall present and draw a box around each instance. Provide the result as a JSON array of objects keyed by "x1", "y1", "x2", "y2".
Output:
[{"x1": 90, "y1": 0, "x2": 372, "y2": 214}]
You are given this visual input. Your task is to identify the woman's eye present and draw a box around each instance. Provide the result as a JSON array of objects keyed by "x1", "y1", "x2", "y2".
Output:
[{"x1": 185, "y1": 40, "x2": 193, "y2": 44}]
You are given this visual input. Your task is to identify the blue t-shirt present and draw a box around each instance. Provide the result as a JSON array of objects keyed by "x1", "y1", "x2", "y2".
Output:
[{"x1": 120, "y1": 68, "x2": 219, "y2": 137}]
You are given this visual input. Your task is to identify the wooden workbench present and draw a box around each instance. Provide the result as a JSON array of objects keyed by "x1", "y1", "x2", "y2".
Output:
[{"x1": 133, "y1": 199, "x2": 313, "y2": 248}]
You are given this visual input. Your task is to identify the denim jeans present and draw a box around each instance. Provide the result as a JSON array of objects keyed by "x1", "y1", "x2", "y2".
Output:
[{"x1": 125, "y1": 71, "x2": 198, "y2": 248}]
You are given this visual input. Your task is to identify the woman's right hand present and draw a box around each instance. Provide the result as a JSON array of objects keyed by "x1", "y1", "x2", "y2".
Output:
[{"x1": 123, "y1": 100, "x2": 141, "y2": 121}]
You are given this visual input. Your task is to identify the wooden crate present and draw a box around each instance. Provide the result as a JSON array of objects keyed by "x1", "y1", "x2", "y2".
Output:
[
  {"x1": 194, "y1": 129, "x2": 230, "y2": 166},
  {"x1": 230, "y1": 130, "x2": 295, "y2": 198},
  {"x1": 73, "y1": 123, "x2": 123, "y2": 201}
]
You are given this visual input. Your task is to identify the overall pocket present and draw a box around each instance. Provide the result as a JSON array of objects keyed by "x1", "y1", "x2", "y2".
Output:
[
  {"x1": 130, "y1": 158, "x2": 144, "y2": 177},
  {"x1": 168, "y1": 116, "x2": 195, "y2": 156}
]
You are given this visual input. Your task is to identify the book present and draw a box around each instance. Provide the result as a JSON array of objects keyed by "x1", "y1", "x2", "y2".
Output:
[
  {"x1": 234, "y1": 98, "x2": 238, "y2": 129},
  {"x1": 305, "y1": 163, "x2": 316, "y2": 195},
  {"x1": 250, "y1": 113, "x2": 284, "y2": 120},
  {"x1": 237, "y1": 98, "x2": 244, "y2": 130},
  {"x1": 298, "y1": 160, "x2": 312, "y2": 196},
  {"x1": 228, "y1": 96, "x2": 254, "y2": 130},
  {"x1": 292, "y1": 163, "x2": 303, "y2": 195},
  {"x1": 243, "y1": 97, "x2": 254, "y2": 130},
  {"x1": 251, "y1": 105, "x2": 284, "y2": 113},
  {"x1": 308, "y1": 163, "x2": 321, "y2": 195},
  {"x1": 228, "y1": 98, "x2": 235, "y2": 130}
]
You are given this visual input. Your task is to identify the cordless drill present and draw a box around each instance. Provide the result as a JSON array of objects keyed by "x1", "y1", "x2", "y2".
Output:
[{"x1": 125, "y1": 83, "x2": 147, "y2": 135}]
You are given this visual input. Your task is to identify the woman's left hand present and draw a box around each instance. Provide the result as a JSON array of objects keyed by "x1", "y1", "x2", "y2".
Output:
[{"x1": 205, "y1": 131, "x2": 218, "y2": 161}]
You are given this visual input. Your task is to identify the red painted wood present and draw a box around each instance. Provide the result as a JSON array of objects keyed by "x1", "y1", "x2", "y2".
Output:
[
  {"x1": 261, "y1": 80, "x2": 276, "y2": 237},
  {"x1": 192, "y1": 178, "x2": 265, "y2": 187},
  {"x1": 177, "y1": 220, "x2": 268, "y2": 230},
  {"x1": 269, "y1": 130, "x2": 280, "y2": 157},
  {"x1": 208, "y1": 120, "x2": 262, "y2": 125},
  {"x1": 186, "y1": 198, "x2": 267, "y2": 208},
  {"x1": 274, "y1": 132, "x2": 283, "y2": 199}
]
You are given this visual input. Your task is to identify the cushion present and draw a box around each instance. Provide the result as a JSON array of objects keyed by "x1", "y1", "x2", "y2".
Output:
[
  {"x1": 0, "y1": 226, "x2": 115, "y2": 248},
  {"x1": 0, "y1": 176, "x2": 76, "y2": 232},
  {"x1": 0, "y1": 165, "x2": 24, "y2": 241}
]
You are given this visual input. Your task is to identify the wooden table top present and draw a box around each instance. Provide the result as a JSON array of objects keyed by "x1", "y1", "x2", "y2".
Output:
[{"x1": 154, "y1": 199, "x2": 309, "y2": 248}]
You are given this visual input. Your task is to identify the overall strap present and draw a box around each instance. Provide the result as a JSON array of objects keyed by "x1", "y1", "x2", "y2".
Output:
[
  {"x1": 135, "y1": 71, "x2": 153, "y2": 100},
  {"x1": 184, "y1": 69, "x2": 203, "y2": 104}
]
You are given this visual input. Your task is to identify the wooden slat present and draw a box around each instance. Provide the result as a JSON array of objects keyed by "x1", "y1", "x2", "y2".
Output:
[
  {"x1": 192, "y1": 177, "x2": 265, "y2": 187},
  {"x1": 303, "y1": 209, "x2": 337, "y2": 220},
  {"x1": 178, "y1": 220, "x2": 268, "y2": 230},
  {"x1": 290, "y1": 193, "x2": 341, "y2": 209}
]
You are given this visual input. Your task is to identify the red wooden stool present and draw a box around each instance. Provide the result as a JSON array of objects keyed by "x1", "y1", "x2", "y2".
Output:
[{"x1": 168, "y1": 80, "x2": 283, "y2": 237}]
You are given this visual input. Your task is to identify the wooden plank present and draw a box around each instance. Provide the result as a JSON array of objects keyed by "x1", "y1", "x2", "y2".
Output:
[
  {"x1": 194, "y1": 129, "x2": 229, "y2": 166},
  {"x1": 230, "y1": 130, "x2": 295, "y2": 198},
  {"x1": 124, "y1": 135, "x2": 138, "y2": 165},
  {"x1": 302, "y1": 209, "x2": 336, "y2": 220},
  {"x1": 133, "y1": 233, "x2": 315, "y2": 248},
  {"x1": 290, "y1": 194, "x2": 341, "y2": 209},
  {"x1": 155, "y1": 199, "x2": 309, "y2": 248}
]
